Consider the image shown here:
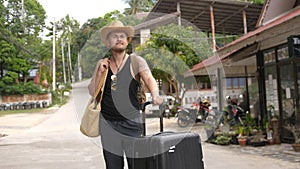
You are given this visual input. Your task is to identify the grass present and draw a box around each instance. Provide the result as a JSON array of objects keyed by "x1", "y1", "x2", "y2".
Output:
[
  {"x1": 0, "y1": 108, "x2": 48, "y2": 117},
  {"x1": 0, "y1": 92, "x2": 70, "y2": 117}
]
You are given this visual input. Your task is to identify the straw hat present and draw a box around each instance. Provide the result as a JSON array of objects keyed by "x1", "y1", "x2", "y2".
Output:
[{"x1": 100, "y1": 20, "x2": 134, "y2": 44}]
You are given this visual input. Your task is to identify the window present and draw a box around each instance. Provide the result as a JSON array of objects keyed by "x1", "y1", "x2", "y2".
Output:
[
  {"x1": 226, "y1": 77, "x2": 245, "y2": 89},
  {"x1": 277, "y1": 46, "x2": 289, "y2": 60},
  {"x1": 239, "y1": 78, "x2": 245, "y2": 87},
  {"x1": 264, "y1": 50, "x2": 275, "y2": 64},
  {"x1": 233, "y1": 78, "x2": 239, "y2": 88},
  {"x1": 196, "y1": 76, "x2": 212, "y2": 90}
]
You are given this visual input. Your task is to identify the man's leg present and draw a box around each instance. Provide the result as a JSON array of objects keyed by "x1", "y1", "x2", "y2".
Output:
[
  {"x1": 100, "y1": 117, "x2": 124, "y2": 169},
  {"x1": 122, "y1": 118, "x2": 145, "y2": 169},
  {"x1": 126, "y1": 156, "x2": 147, "y2": 169},
  {"x1": 103, "y1": 149, "x2": 124, "y2": 169}
]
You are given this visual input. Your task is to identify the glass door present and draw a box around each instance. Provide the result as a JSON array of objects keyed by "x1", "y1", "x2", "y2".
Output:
[
  {"x1": 296, "y1": 63, "x2": 300, "y2": 126},
  {"x1": 280, "y1": 63, "x2": 296, "y2": 142},
  {"x1": 280, "y1": 64, "x2": 296, "y2": 124}
]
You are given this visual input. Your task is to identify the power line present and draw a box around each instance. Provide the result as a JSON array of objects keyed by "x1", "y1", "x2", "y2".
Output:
[{"x1": 0, "y1": 27, "x2": 40, "y2": 59}]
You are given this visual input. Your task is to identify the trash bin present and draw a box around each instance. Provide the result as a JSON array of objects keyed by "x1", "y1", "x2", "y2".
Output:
[
  {"x1": 17, "y1": 102, "x2": 23, "y2": 110},
  {"x1": 12, "y1": 103, "x2": 18, "y2": 110},
  {"x1": 42, "y1": 101, "x2": 47, "y2": 108},
  {"x1": 5, "y1": 103, "x2": 11, "y2": 110},
  {"x1": 30, "y1": 102, "x2": 35, "y2": 109},
  {"x1": 23, "y1": 102, "x2": 30, "y2": 109},
  {"x1": 0, "y1": 104, "x2": 5, "y2": 111},
  {"x1": 36, "y1": 101, "x2": 41, "y2": 108}
]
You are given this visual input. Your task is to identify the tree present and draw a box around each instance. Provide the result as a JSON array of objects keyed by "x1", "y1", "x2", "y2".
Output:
[
  {"x1": 123, "y1": 0, "x2": 157, "y2": 15},
  {"x1": 58, "y1": 15, "x2": 80, "y2": 83},
  {"x1": 0, "y1": 0, "x2": 46, "y2": 85},
  {"x1": 246, "y1": 0, "x2": 265, "y2": 4},
  {"x1": 136, "y1": 24, "x2": 213, "y2": 103}
]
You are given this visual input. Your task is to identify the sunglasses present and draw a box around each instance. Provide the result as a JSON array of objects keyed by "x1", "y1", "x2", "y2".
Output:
[{"x1": 111, "y1": 74, "x2": 117, "y2": 91}]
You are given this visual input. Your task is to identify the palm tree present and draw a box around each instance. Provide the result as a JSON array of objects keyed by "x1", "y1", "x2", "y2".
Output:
[
  {"x1": 59, "y1": 15, "x2": 80, "y2": 83},
  {"x1": 123, "y1": 0, "x2": 157, "y2": 15}
]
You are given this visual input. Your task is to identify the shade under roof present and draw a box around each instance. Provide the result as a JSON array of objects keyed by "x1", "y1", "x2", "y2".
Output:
[{"x1": 146, "y1": 0, "x2": 263, "y2": 35}]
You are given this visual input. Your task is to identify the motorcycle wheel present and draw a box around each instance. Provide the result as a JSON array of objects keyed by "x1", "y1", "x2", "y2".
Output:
[{"x1": 177, "y1": 113, "x2": 190, "y2": 127}]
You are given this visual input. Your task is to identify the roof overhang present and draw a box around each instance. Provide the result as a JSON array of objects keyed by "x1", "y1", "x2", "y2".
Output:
[
  {"x1": 190, "y1": 6, "x2": 300, "y2": 76},
  {"x1": 147, "y1": 0, "x2": 262, "y2": 35},
  {"x1": 218, "y1": 6, "x2": 300, "y2": 56}
]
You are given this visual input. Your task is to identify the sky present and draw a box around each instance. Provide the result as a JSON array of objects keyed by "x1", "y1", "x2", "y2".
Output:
[{"x1": 37, "y1": 0, "x2": 129, "y2": 25}]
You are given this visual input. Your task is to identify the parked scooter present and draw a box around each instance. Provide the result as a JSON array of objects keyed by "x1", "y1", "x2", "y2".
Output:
[
  {"x1": 162, "y1": 104, "x2": 171, "y2": 119},
  {"x1": 176, "y1": 106, "x2": 199, "y2": 127},
  {"x1": 175, "y1": 98, "x2": 214, "y2": 127},
  {"x1": 223, "y1": 96, "x2": 246, "y2": 127},
  {"x1": 198, "y1": 99, "x2": 211, "y2": 123}
]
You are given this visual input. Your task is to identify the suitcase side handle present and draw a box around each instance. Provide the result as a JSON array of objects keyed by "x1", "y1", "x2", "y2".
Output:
[{"x1": 152, "y1": 131, "x2": 175, "y2": 136}]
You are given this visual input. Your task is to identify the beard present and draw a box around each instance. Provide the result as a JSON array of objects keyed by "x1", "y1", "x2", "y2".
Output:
[
  {"x1": 110, "y1": 42, "x2": 127, "y2": 53},
  {"x1": 111, "y1": 47, "x2": 126, "y2": 53}
]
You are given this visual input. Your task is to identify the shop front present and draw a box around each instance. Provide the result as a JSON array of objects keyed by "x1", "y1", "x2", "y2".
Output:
[{"x1": 258, "y1": 35, "x2": 300, "y2": 143}]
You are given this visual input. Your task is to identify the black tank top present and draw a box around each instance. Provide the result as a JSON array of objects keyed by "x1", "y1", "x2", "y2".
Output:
[{"x1": 101, "y1": 56, "x2": 140, "y2": 121}]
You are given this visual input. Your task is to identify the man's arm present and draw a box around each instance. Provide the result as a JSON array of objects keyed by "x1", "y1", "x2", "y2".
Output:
[
  {"x1": 88, "y1": 58, "x2": 109, "y2": 96},
  {"x1": 139, "y1": 69, "x2": 163, "y2": 105}
]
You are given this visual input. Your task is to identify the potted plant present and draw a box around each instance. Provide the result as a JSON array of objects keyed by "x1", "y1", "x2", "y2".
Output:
[
  {"x1": 237, "y1": 126, "x2": 247, "y2": 146},
  {"x1": 289, "y1": 124, "x2": 300, "y2": 152},
  {"x1": 248, "y1": 129, "x2": 267, "y2": 147},
  {"x1": 214, "y1": 135, "x2": 232, "y2": 145}
]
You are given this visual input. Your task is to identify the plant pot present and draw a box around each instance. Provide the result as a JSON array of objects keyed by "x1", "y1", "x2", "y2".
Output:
[
  {"x1": 249, "y1": 141, "x2": 267, "y2": 147},
  {"x1": 267, "y1": 139, "x2": 274, "y2": 145},
  {"x1": 238, "y1": 138, "x2": 247, "y2": 146},
  {"x1": 292, "y1": 143, "x2": 300, "y2": 152}
]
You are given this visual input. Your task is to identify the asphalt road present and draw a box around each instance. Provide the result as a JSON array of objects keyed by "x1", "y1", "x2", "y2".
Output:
[{"x1": 0, "y1": 79, "x2": 299, "y2": 169}]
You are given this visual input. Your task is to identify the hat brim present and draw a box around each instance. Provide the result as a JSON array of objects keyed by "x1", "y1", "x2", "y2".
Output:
[{"x1": 100, "y1": 26, "x2": 134, "y2": 44}]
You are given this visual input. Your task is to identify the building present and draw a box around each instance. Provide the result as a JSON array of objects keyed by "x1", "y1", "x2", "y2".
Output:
[
  {"x1": 134, "y1": 0, "x2": 263, "y2": 108},
  {"x1": 190, "y1": 0, "x2": 300, "y2": 143},
  {"x1": 133, "y1": 0, "x2": 300, "y2": 143}
]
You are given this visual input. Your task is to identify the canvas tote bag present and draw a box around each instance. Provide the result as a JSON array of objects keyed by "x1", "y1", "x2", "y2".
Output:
[{"x1": 80, "y1": 59, "x2": 108, "y2": 137}]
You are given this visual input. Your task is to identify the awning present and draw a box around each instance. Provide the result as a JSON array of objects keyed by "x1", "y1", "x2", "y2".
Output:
[{"x1": 147, "y1": 0, "x2": 262, "y2": 35}]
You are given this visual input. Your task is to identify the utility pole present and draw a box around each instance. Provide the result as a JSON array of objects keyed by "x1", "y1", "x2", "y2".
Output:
[
  {"x1": 67, "y1": 38, "x2": 73, "y2": 82},
  {"x1": 21, "y1": 0, "x2": 25, "y2": 31},
  {"x1": 67, "y1": 26, "x2": 73, "y2": 82},
  {"x1": 78, "y1": 53, "x2": 82, "y2": 81},
  {"x1": 61, "y1": 39, "x2": 67, "y2": 83},
  {"x1": 52, "y1": 17, "x2": 56, "y2": 91}
]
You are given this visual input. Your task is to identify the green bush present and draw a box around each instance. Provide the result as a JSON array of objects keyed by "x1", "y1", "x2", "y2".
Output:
[
  {"x1": 214, "y1": 135, "x2": 232, "y2": 145},
  {"x1": 0, "y1": 81, "x2": 47, "y2": 95}
]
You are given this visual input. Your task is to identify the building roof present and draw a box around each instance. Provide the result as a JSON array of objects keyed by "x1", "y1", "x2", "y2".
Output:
[
  {"x1": 191, "y1": 3, "x2": 300, "y2": 75},
  {"x1": 146, "y1": 0, "x2": 263, "y2": 35},
  {"x1": 217, "y1": 6, "x2": 300, "y2": 56}
]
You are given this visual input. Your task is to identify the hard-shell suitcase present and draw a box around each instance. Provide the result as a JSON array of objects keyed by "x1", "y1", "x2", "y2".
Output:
[{"x1": 132, "y1": 102, "x2": 204, "y2": 169}]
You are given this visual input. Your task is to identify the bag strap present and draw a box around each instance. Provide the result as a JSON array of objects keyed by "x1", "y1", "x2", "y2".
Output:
[{"x1": 94, "y1": 58, "x2": 109, "y2": 104}]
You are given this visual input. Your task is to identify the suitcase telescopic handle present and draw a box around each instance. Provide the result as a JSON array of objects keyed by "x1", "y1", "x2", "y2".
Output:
[
  {"x1": 141, "y1": 101, "x2": 166, "y2": 136},
  {"x1": 141, "y1": 101, "x2": 152, "y2": 136},
  {"x1": 142, "y1": 101, "x2": 153, "y2": 112},
  {"x1": 159, "y1": 102, "x2": 167, "y2": 132}
]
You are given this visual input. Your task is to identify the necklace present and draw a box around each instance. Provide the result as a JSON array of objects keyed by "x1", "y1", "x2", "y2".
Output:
[
  {"x1": 112, "y1": 54, "x2": 126, "y2": 74},
  {"x1": 110, "y1": 54, "x2": 126, "y2": 91}
]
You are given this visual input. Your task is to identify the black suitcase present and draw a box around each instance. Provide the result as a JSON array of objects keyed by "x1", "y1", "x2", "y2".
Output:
[{"x1": 132, "y1": 102, "x2": 204, "y2": 169}]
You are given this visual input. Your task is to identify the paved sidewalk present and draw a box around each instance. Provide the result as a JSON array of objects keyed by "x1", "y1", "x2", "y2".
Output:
[{"x1": 0, "y1": 107, "x2": 59, "y2": 137}]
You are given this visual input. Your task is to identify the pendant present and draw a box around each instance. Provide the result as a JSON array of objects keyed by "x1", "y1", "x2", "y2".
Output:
[{"x1": 111, "y1": 74, "x2": 117, "y2": 81}]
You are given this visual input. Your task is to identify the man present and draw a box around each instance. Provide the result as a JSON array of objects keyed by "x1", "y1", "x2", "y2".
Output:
[{"x1": 88, "y1": 20, "x2": 163, "y2": 169}]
